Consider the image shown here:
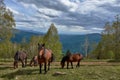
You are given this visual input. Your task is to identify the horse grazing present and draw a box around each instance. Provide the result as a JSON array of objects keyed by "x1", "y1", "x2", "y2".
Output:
[
  {"x1": 38, "y1": 43, "x2": 54, "y2": 74},
  {"x1": 14, "y1": 50, "x2": 27, "y2": 69},
  {"x1": 30, "y1": 55, "x2": 38, "y2": 67},
  {"x1": 61, "y1": 52, "x2": 83, "y2": 69}
]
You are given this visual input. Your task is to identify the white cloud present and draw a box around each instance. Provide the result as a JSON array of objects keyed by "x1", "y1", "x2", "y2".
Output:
[
  {"x1": 77, "y1": 0, "x2": 116, "y2": 14},
  {"x1": 60, "y1": 0, "x2": 79, "y2": 12},
  {"x1": 91, "y1": 27, "x2": 104, "y2": 31},
  {"x1": 6, "y1": 7, "x2": 19, "y2": 15},
  {"x1": 57, "y1": 25, "x2": 91, "y2": 34},
  {"x1": 38, "y1": 8, "x2": 62, "y2": 17},
  {"x1": 5, "y1": 0, "x2": 120, "y2": 34},
  {"x1": 20, "y1": 2, "x2": 38, "y2": 10}
]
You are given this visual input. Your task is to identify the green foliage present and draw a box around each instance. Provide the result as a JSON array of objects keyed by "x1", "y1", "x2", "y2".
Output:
[
  {"x1": 91, "y1": 15, "x2": 120, "y2": 60},
  {"x1": 42, "y1": 23, "x2": 62, "y2": 60},
  {"x1": 107, "y1": 51, "x2": 115, "y2": 59},
  {"x1": 0, "y1": 0, "x2": 16, "y2": 59},
  {"x1": 0, "y1": 0, "x2": 15, "y2": 40},
  {"x1": 27, "y1": 36, "x2": 43, "y2": 58},
  {"x1": 0, "y1": 41, "x2": 20, "y2": 59}
]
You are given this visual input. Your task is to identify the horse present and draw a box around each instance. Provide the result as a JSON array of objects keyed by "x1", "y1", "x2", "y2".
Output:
[
  {"x1": 38, "y1": 43, "x2": 54, "y2": 74},
  {"x1": 29, "y1": 55, "x2": 38, "y2": 67},
  {"x1": 61, "y1": 52, "x2": 83, "y2": 69},
  {"x1": 13, "y1": 50, "x2": 27, "y2": 69}
]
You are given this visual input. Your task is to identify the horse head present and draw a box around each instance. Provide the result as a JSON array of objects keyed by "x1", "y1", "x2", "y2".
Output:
[
  {"x1": 30, "y1": 56, "x2": 38, "y2": 67},
  {"x1": 60, "y1": 56, "x2": 66, "y2": 68},
  {"x1": 38, "y1": 43, "x2": 45, "y2": 59}
]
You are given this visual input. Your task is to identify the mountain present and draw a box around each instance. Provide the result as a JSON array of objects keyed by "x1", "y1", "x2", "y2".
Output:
[
  {"x1": 11, "y1": 29, "x2": 101, "y2": 55},
  {"x1": 11, "y1": 29, "x2": 43, "y2": 43},
  {"x1": 60, "y1": 33, "x2": 101, "y2": 53}
]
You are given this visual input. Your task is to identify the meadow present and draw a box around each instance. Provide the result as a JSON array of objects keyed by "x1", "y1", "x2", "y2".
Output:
[{"x1": 0, "y1": 60, "x2": 120, "y2": 80}]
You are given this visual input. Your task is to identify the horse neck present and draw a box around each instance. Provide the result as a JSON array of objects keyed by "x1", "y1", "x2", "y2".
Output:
[
  {"x1": 61, "y1": 56, "x2": 67, "y2": 63},
  {"x1": 38, "y1": 48, "x2": 48, "y2": 57}
]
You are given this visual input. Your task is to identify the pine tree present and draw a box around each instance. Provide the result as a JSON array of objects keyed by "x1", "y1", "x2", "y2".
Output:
[
  {"x1": 42, "y1": 23, "x2": 62, "y2": 60},
  {"x1": 28, "y1": 36, "x2": 43, "y2": 58}
]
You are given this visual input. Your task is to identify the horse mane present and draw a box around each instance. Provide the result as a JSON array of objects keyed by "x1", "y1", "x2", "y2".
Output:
[{"x1": 61, "y1": 56, "x2": 69, "y2": 63}]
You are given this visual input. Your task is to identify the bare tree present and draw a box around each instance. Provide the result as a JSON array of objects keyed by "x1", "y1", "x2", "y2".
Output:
[{"x1": 84, "y1": 35, "x2": 89, "y2": 57}]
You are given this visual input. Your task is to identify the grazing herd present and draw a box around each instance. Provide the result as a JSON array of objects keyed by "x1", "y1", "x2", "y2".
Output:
[{"x1": 13, "y1": 43, "x2": 83, "y2": 74}]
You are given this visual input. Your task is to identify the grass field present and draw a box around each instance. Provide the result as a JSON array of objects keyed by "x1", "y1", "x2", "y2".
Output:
[{"x1": 0, "y1": 61, "x2": 120, "y2": 80}]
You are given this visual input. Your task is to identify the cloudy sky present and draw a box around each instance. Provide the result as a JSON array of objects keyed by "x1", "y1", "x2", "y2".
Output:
[{"x1": 4, "y1": 0, "x2": 120, "y2": 34}]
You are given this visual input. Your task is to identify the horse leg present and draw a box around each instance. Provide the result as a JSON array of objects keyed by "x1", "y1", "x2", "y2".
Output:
[
  {"x1": 39, "y1": 63, "x2": 42, "y2": 74},
  {"x1": 67, "y1": 61, "x2": 69, "y2": 69},
  {"x1": 14, "y1": 61, "x2": 16, "y2": 69},
  {"x1": 25, "y1": 57, "x2": 27, "y2": 67},
  {"x1": 71, "y1": 62, "x2": 73, "y2": 69},
  {"x1": 44, "y1": 62, "x2": 47, "y2": 74},
  {"x1": 76, "y1": 61, "x2": 80, "y2": 67},
  {"x1": 48, "y1": 61, "x2": 50, "y2": 70},
  {"x1": 21, "y1": 60, "x2": 25, "y2": 67},
  {"x1": 16, "y1": 62, "x2": 18, "y2": 68}
]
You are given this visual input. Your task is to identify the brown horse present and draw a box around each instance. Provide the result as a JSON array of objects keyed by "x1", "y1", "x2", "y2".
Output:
[
  {"x1": 38, "y1": 43, "x2": 54, "y2": 74},
  {"x1": 61, "y1": 52, "x2": 83, "y2": 69},
  {"x1": 30, "y1": 55, "x2": 38, "y2": 67},
  {"x1": 14, "y1": 50, "x2": 27, "y2": 69}
]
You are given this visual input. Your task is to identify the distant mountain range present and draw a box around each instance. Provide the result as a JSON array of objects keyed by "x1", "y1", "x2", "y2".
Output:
[
  {"x1": 11, "y1": 29, "x2": 101, "y2": 55},
  {"x1": 11, "y1": 29, "x2": 43, "y2": 43}
]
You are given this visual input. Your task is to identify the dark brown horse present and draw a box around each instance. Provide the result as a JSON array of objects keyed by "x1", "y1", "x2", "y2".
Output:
[
  {"x1": 14, "y1": 50, "x2": 27, "y2": 69},
  {"x1": 30, "y1": 55, "x2": 38, "y2": 67},
  {"x1": 38, "y1": 43, "x2": 54, "y2": 74},
  {"x1": 61, "y1": 52, "x2": 83, "y2": 69}
]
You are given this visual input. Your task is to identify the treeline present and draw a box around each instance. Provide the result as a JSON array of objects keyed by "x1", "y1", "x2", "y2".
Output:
[
  {"x1": 0, "y1": 0, "x2": 62, "y2": 60},
  {"x1": 90, "y1": 15, "x2": 120, "y2": 60}
]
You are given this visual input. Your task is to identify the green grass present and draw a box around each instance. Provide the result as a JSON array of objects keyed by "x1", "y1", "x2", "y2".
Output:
[{"x1": 0, "y1": 61, "x2": 120, "y2": 80}]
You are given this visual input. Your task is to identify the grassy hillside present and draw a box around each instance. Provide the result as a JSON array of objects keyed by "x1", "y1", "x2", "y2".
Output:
[{"x1": 0, "y1": 61, "x2": 120, "y2": 80}]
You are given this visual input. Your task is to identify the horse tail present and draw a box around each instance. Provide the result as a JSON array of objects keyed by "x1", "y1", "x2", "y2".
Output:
[
  {"x1": 79, "y1": 54, "x2": 83, "y2": 60},
  {"x1": 51, "y1": 53, "x2": 55, "y2": 62},
  {"x1": 77, "y1": 53, "x2": 83, "y2": 60}
]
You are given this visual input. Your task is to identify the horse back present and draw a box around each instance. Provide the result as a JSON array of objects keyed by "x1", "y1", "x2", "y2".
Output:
[
  {"x1": 70, "y1": 54, "x2": 83, "y2": 62},
  {"x1": 19, "y1": 51, "x2": 27, "y2": 59},
  {"x1": 44, "y1": 49, "x2": 52, "y2": 59},
  {"x1": 14, "y1": 51, "x2": 27, "y2": 61}
]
